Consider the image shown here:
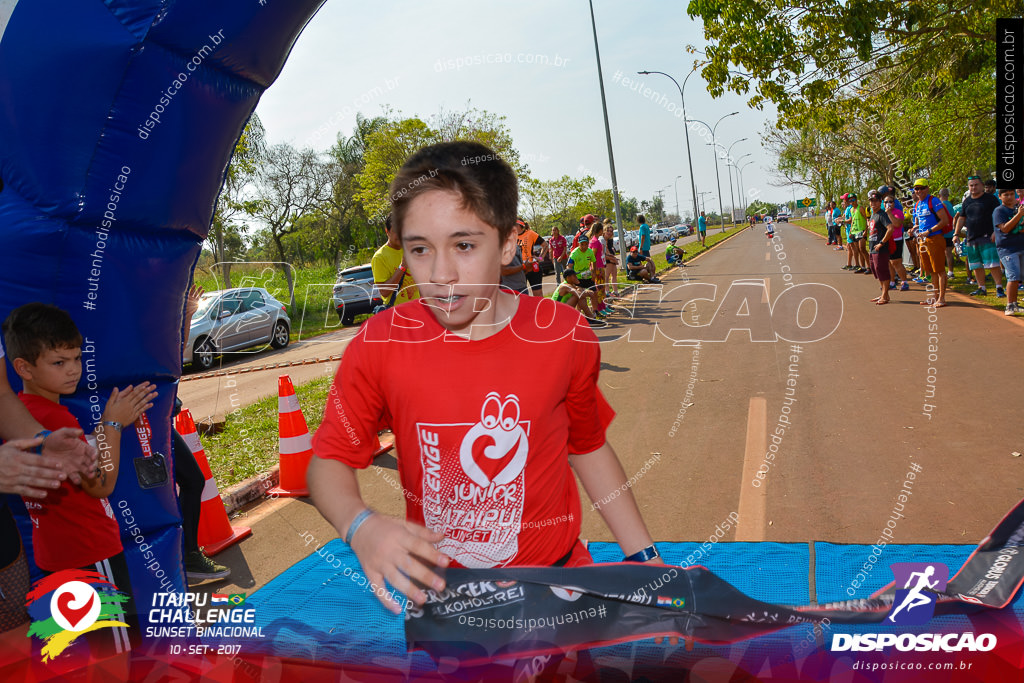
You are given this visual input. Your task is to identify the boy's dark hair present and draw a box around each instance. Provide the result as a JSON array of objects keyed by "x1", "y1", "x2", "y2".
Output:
[
  {"x1": 2, "y1": 302, "x2": 83, "y2": 364},
  {"x1": 637, "y1": 215, "x2": 646, "y2": 224},
  {"x1": 390, "y1": 141, "x2": 518, "y2": 245}
]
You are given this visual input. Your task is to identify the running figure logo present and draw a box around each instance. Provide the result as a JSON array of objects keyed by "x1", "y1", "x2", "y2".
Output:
[{"x1": 887, "y1": 562, "x2": 949, "y2": 625}]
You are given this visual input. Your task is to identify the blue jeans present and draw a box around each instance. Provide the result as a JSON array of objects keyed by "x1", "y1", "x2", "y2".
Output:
[{"x1": 554, "y1": 258, "x2": 566, "y2": 283}]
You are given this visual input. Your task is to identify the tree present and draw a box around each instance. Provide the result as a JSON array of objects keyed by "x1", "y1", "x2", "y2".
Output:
[
  {"x1": 539, "y1": 175, "x2": 596, "y2": 231},
  {"x1": 321, "y1": 115, "x2": 388, "y2": 270},
  {"x1": 247, "y1": 143, "x2": 332, "y2": 307},
  {"x1": 746, "y1": 199, "x2": 775, "y2": 217},
  {"x1": 210, "y1": 114, "x2": 266, "y2": 288},
  {"x1": 689, "y1": 0, "x2": 1011, "y2": 126},
  {"x1": 356, "y1": 106, "x2": 525, "y2": 224}
]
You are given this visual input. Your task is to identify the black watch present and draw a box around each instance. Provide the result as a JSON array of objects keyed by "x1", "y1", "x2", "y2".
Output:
[{"x1": 624, "y1": 544, "x2": 660, "y2": 562}]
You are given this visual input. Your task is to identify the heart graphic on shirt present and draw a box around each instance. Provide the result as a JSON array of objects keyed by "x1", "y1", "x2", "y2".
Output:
[
  {"x1": 470, "y1": 431, "x2": 524, "y2": 485},
  {"x1": 460, "y1": 393, "x2": 529, "y2": 488}
]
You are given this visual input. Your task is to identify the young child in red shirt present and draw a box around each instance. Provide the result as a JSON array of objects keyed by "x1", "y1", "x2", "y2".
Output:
[
  {"x1": 310, "y1": 141, "x2": 663, "y2": 615},
  {"x1": 3, "y1": 303, "x2": 156, "y2": 655}
]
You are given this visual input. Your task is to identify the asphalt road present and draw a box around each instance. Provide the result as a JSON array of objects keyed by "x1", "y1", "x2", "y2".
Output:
[{"x1": 191, "y1": 221, "x2": 1024, "y2": 599}]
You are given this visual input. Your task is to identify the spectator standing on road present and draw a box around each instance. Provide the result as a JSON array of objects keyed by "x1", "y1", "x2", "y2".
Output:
[
  {"x1": 371, "y1": 214, "x2": 418, "y2": 306},
  {"x1": 516, "y1": 219, "x2": 547, "y2": 297},
  {"x1": 825, "y1": 201, "x2": 837, "y2": 245},
  {"x1": 842, "y1": 194, "x2": 869, "y2": 273},
  {"x1": 831, "y1": 200, "x2": 846, "y2": 251},
  {"x1": 697, "y1": 211, "x2": 707, "y2": 247},
  {"x1": 637, "y1": 215, "x2": 653, "y2": 258},
  {"x1": 867, "y1": 190, "x2": 897, "y2": 305},
  {"x1": 994, "y1": 187, "x2": 1024, "y2": 315},
  {"x1": 912, "y1": 178, "x2": 952, "y2": 306},
  {"x1": 587, "y1": 223, "x2": 609, "y2": 308},
  {"x1": 602, "y1": 223, "x2": 621, "y2": 297},
  {"x1": 572, "y1": 215, "x2": 595, "y2": 251},
  {"x1": 548, "y1": 226, "x2": 569, "y2": 284},
  {"x1": 878, "y1": 186, "x2": 910, "y2": 290},
  {"x1": 939, "y1": 189, "x2": 957, "y2": 279},
  {"x1": 957, "y1": 175, "x2": 1005, "y2": 298},
  {"x1": 500, "y1": 240, "x2": 530, "y2": 294}
]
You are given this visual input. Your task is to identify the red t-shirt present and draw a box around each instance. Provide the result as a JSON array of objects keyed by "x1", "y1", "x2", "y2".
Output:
[
  {"x1": 18, "y1": 393, "x2": 122, "y2": 571},
  {"x1": 312, "y1": 295, "x2": 615, "y2": 569}
]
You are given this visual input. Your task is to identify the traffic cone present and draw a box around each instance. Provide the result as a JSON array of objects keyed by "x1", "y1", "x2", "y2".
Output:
[
  {"x1": 174, "y1": 409, "x2": 252, "y2": 556},
  {"x1": 268, "y1": 374, "x2": 313, "y2": 497}
]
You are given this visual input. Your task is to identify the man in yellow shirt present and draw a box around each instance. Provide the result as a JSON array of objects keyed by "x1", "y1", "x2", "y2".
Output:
[{"x1": 371, "y1": 214, "x2": 418, "y2": 305}]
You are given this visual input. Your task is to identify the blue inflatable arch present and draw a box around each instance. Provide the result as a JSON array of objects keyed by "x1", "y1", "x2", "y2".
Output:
[{"x1": 0, "y1": 0, "x2": 327, "y2": 628}]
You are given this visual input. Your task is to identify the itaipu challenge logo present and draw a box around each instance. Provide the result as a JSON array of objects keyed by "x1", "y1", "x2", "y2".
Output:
[{"x1": 25, "y1": 569, "x2": 130, "y2": 662}]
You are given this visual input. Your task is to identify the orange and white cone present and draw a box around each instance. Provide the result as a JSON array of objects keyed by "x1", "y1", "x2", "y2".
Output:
[
  {"x1": 268, "y1": 374, "x2": 313, "y2": 497},
  {"x1": 174, "y1": 409, "x2": 252, "y2": 556}
]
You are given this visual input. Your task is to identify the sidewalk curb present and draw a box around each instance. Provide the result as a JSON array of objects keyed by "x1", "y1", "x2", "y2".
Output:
[{"x1": 221, "y1": 465, "x2": 280, "y2": 517}]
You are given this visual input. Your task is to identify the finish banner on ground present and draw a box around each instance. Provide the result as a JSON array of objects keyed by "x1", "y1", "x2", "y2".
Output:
[{"x1": 406, "y1": 497, "x2": 1024, "y2": 662}]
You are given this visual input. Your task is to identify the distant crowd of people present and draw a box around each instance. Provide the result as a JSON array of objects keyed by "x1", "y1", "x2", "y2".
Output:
[
  {"x1": 370, "y1": 212, "x2": 675, "y2": 326},
  {"x1": 823, "y1": 177, "x2": 1024, "y2": 313}
]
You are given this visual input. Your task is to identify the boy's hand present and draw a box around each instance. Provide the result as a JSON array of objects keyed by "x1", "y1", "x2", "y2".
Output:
[
  {"x1": 102, "y1": 382, "x2": 158, "y2": 426},
  {"x1": 0, "y1": 437, "x2": 70, "y2": 497},
  {"x1": 41, "y1": 427, "x2": 98, "y2": 484},
  {"x1": 349, "y1": 514, "x2": 449, "y2": 614}
]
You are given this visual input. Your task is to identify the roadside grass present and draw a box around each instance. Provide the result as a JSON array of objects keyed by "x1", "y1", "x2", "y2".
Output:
[
  {"x1": 202, "y1": 374, "x2": 333, "y2": 489},
  {"x1": 791, "y1": 216, "x2": 1014, "y2": 314}
]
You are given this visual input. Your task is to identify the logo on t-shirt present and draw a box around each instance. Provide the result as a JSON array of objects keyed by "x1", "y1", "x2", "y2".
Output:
[
  {"x1": 26, "y1": 569, "x2": 130, "y2": 661},
  {"x1": 418, "y1": 392, "x2": 530, "y2": 568}
]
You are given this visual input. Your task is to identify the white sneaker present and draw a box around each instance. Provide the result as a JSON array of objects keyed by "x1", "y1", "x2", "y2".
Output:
[{"x1": 1005, "y1": 303, "x2": 1020, "y2": 316}]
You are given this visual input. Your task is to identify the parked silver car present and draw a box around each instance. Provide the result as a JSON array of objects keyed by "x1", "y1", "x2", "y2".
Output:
[
  {"x1": 184, "y1": 287, "x2": 290, "y2": 370},
  {"x1": 333, "y1": 264, "x2": 383, "y2": 326}
]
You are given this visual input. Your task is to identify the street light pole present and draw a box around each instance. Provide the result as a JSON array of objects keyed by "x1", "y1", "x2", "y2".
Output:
[
  {"x1": 674, "y1": 175, "x2": 682, "y2": 220},
  {"x1": 735, "y1": 158, "x2": 755, "y2": 216},
  {"x1": 638, "y1": 66, "x2": 702, "y2": 238},
  {"x1": 698, "y1": 191, "x2": 713, "y2": 215},
  {"x1": 723, "y1": 137, "x2": 747, "y2": 224},
  {"x1": 688, "y1": 112, "x2": 738, "y2": 232},
  {"x1": 587, "y1": 0, "x2": 626, "y2": 253}
]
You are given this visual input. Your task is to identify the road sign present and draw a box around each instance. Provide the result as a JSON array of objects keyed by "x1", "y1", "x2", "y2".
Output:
[{"x1": 796, "y1": 197, "x2": 817, "y2": 208}]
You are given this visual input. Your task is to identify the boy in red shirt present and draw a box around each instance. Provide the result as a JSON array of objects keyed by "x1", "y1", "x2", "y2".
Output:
[
  {"x1": 3, "y1": 303, "x2": 156, "y2": 654},
  {"x1": 310, "y1": 142, "x2": 663, "y2": 614}
]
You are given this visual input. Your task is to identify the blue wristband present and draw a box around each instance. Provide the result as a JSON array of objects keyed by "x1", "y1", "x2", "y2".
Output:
[
  {"x1": 624, "y1": 544, "x2": 660, "y2": 563},
  {"x1": 345, "y1": 509, "x2": 374, "y2": 546},
  {"x1": 33, "y1": 430, "x2": 52, "y2": 455}
]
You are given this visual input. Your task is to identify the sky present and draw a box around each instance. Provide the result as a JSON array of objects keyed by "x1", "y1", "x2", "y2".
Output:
[{"x1": 254, "y1": 0, "x2": 792, "y2": 220}]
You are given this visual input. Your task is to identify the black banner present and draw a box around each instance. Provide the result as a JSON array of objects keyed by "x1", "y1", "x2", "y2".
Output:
[
  {"x1": 406, "y1": 497, "x2": 1024, "y2": 662},
  {"x1": 997, "y1": 17, "x2": 1024, "y2": 188}
]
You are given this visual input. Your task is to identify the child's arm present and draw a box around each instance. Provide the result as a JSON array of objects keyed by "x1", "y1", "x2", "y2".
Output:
[
  {"x1": 81, "y1": 382, "x2": 158, "y2": 498},
  {"x1": 308, "y1": 456, "x2": 449, "y2": 613},
  {"x1": 569, "y1": 442, "x2": 660, "y2": 561}
]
